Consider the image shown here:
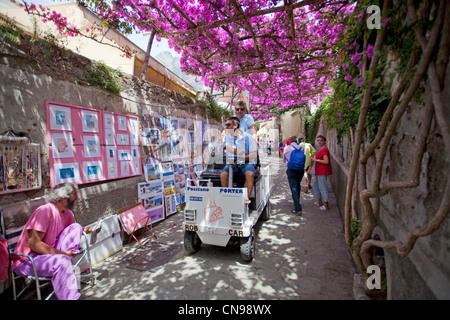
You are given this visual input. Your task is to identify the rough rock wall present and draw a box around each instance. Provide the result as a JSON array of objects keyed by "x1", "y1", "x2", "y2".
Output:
[{"x1": 325, "y1": 63, "x2": 450, "y2": 299}]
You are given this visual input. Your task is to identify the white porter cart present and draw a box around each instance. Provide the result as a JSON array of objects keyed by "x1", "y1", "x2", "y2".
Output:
[{"x1": 183, "y1": 155, "x2": 272, "y2": 262}]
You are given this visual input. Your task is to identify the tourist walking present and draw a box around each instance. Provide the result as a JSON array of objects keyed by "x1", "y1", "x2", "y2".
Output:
[
  {"x1": 298, "y1": 137, "x2": 316, "y2": 193},
  {"x1": 283, "y1": 136, "x2": 306, "y2": 216}
]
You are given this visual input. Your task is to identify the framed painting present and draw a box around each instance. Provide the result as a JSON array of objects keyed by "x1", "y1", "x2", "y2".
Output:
[
  {"x1": 81, "y1": 109, "x2": 99, "y2": 133},
  {"x1": 48, "y1": 104, "x2": 72, "y2": 131},
  {"x1": 53, "y1": 162, "x2": 81, "y2": 185},
  {"x1": 51, "y1": 133, "x2": 75, "y2": 158}
]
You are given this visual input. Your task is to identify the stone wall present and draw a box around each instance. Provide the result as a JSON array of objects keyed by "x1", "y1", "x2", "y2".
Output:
[
  {"x1": 323, "y1": 64, "x2": 450, "y2": 299},
  {"x1": 0, "y1": 34, "x2": 219, "y2": 228}
]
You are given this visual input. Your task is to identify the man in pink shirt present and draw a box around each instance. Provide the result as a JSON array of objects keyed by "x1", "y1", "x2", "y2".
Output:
[{"x1": 12, "y1": 183, "x2": 94, "y2": 300}]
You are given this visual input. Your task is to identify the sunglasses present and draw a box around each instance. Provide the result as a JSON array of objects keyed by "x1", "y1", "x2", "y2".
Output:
[
  {"x1": 316, "y1": 139, "x2": 324, "y2": 142},
  {"x1": 235, "y1": 108, "x2": 245, "y2": 111},
  {"x1": 225, "y1": 123, "x2": 233, "y2": 127}
]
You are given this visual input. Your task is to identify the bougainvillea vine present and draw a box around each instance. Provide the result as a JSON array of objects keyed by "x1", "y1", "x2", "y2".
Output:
[{"x1": 18, "y1": 0, "x2": 355, "y2": 121}]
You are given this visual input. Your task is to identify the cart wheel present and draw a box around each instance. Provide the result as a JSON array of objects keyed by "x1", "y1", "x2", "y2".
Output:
[
  {"x1": 240, "y1": 228, "x2": 256, "y2": 262},
  {"x1": 184, "y1": 231, "x2": 201, "y2": 254},
  {"x1": 261, "y1": 200, "x2": 271, "y2": 221}
]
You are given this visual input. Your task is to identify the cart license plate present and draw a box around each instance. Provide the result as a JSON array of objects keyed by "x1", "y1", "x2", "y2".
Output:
[{"x1": 185, "y1": 224, "x2": 198, "y2": 231}]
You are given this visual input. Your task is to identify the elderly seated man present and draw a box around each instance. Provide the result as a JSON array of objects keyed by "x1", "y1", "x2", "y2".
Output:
[
  {"x1": 220, "y1": 116, "x2": 258, "y2": 198},
  {"x1": 11, "y1": 183, "x2": 96, "y2": 300}
]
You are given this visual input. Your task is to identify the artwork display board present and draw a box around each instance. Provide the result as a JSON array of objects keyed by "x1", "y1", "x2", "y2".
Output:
[
  {"x1": 161, "y1": 162, "x2": 177, "y2": 216},
  {"x1": 137, "y1": 180, "x2": 165, "y2": 224},
  {"x1": 46, "y1": 101, "x2": 141, "y2": 187},
  {"x1": 0, "y1": 142, "x2": 41, "y2": 194},
  {"x1": 141, "y1": 109, "x2": 212, "y2": 220},
  {"x1": 173, "y1": 162, "x2": 186, "y2": 205}
]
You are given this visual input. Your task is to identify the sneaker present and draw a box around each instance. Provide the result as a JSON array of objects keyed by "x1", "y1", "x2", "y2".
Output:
[
  {"x1": 296, "y1": 211, "x2": 302, "y2": 216},
  {"x1": 314, "y1": 201, "x2": 320, "y2": 206},
  {"x1": 319, "y1": 205, "x2": 329, "y2": 211},
  {"x1": 291, "y1": 209, "x2": 296, "y2": 213}
]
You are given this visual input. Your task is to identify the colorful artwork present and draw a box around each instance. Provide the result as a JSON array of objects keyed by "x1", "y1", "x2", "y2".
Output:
[
  {"x1": 143, "y1": 128, "x2": 160, "y2": 146},
  {"x1": 144, "y1": 162, "x2": 161, "y2": 182},
  {"x1": 106, "y1": 161, "x2": 118, "y2": 179},
  {"x1": 47, "y1": 102, "x2": 141, "y2": 187},
  {"x1": 83, "y1": 136, "x2": 101, "y2": 158},
  {"x1": 51, "y1": 133, "x2": 74, "y2": 158},
  {"x1": 118, "y1": 115, "x2": 127, "y2": 131},
  {"x1": 81, "y1": 110, "x2": 99, "y2": 133},
  {"x1": 106, "y1": 146, "x2": 117, "y2": 161},
  {"x1": 138, "y1": 181, "x2": 163, "y2": 197},
  {"x1": 54, "y1": 162, "x2": 80, "y2": 185},
  {"x1": 82, "y1": 161, "x2": 103, "y2": 181},
  {"x1": 49, "y1": 105, "x2": 72, "y2": 131},
  {"x1": 104, "y1": 113, "x2": 114, "y2": 129}
]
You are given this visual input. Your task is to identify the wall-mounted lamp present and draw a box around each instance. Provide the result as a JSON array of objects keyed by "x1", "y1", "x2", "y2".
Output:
[{"x1": 218, "y1": 81, "x2": 228, "y2": 95}]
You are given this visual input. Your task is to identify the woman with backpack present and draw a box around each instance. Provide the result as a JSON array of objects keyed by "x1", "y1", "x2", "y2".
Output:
[
  {"x1": 311, "y1": 135, "x2": 333, "y2": 210},
  {"x1": 283, "y1": 136, "x2": 306, "y2": 216}
]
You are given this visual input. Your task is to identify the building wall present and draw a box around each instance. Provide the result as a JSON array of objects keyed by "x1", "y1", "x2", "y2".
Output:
[
  {"x1": 280, "y1": 109, "x2": 307, "y2": 142},
  {"x1": 134, "y1": 58, "x2": 196, "y2": 99}
]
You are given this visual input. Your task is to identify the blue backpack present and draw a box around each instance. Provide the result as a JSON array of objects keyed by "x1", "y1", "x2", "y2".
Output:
[{"x1": 288, "y1": 146, "x2": 306, "y2": 170}]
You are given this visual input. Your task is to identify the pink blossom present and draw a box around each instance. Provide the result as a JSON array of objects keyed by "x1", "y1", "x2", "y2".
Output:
[
  {"x1": 351, "y1": 53, "x2": 362, "y2": 64},
  {"x1": 366, "y1": 44, "x2": 374, "y2": 59},
  {"x1": 19, "y1": 0, "x2": 356, "y2": 119},
  {"x1": 382, "y1": 17, "x2": 391, "y2": 27}
]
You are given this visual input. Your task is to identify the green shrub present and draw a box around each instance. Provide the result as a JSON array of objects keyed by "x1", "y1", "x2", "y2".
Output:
[{"x1": 82, "y1": 61, "x2": 123, "y2": 94}]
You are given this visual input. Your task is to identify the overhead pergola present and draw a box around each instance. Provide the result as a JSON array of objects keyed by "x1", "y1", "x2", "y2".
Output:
[
  {"x1": 131, "y1": 0, "x2": 351, "y2": 120},
  {"x1": 25, "y1": 0, "x2": 354, "y2": 120}
]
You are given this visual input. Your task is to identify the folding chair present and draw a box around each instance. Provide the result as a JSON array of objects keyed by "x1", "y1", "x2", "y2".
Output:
[
  {"x1": 0, "y1": 208, "x2": 95, "y2": 300},
  {"x1": 117, "y1": 203, "x2": 156, "y2": 248}
]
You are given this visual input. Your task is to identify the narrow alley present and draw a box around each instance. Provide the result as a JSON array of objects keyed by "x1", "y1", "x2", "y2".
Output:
[{"x1": 79, "y1": 155, "x2": 356, "y2": 300}]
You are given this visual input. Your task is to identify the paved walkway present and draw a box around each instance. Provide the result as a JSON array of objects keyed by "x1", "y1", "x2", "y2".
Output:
[{"x1": 80, "y1": 156, "x2": 356, "y2": 300}]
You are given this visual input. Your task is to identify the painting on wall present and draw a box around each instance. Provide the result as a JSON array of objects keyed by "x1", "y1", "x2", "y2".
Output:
[
  {"x1": 81, "y1": 109, "x2": 99, "y2": 133},
  {"x1": 51, "y1": 133, "x2": 75, "y2": 158},
  {"x1": 48, "y1": 104, "x2": 72, "y2": 131},
  {"x1": 47, "y1": 102, "x2": 141, "y2": 187}
]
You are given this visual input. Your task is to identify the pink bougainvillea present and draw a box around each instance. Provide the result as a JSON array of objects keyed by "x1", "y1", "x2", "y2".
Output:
[{"x1": 21, "y1": 0, "x2": 355, "y2": 121}]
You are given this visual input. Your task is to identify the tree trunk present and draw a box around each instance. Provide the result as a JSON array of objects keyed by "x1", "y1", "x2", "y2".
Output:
[{"x1": 141, "y1": 30, "x2": 156, "y2": 81}]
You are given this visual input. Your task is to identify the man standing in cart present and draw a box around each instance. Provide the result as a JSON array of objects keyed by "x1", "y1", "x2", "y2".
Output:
[
  {"x1": 234, "y1": 100, "x2": 258, "y2": 141},
  {"x1": 220, "y1": 116, "x2": 258, "y2": 198}
]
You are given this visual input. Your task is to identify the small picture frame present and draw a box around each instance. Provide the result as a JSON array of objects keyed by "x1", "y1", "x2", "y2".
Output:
[
  {"x1": 51, "y1": 133, "x2": 75, "y2": 158},
  {"x1": 49, "y1": 105, "x2": 72, "y2": 131},
  {"x1": 81, "y1": 109, "x2": 99, "y2": 133},
  {"x1": 54, "y1": 162, "x2": 81, "y2": 185}
]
